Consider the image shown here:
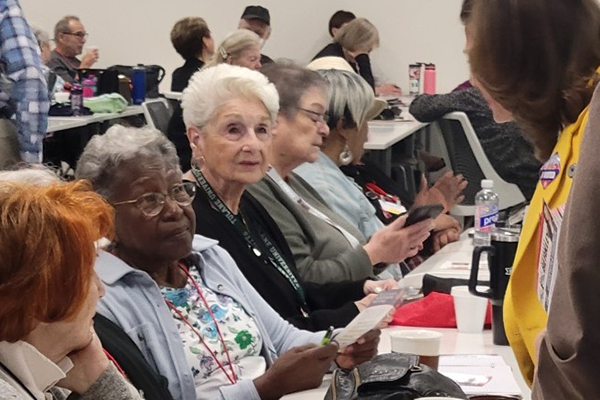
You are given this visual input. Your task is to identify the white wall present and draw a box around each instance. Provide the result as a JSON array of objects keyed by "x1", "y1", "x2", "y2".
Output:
[{"x1": 20, "y1": 0, "x2": 468, "y2": 93}]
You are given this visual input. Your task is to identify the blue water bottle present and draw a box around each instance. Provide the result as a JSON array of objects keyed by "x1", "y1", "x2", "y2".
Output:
[{"x1": 132, "y1": 65, "x2": 146, "y2": 105}]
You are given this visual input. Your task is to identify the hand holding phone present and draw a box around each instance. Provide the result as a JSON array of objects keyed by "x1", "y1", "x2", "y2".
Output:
[{"x1": 405, "y1": 204, "x2": 444, "y2": 227}]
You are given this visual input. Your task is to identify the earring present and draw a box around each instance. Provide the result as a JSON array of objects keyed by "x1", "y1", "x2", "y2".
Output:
[{"x1": 339, "y1": 143, "x2": 353, "y2": 166}]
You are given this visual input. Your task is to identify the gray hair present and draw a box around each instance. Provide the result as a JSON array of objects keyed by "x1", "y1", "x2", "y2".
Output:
[
  {"x1": 75, "y1": 125, "x2": 180, "y2": 199},
  {"x1": 261, "y1": 61, "x2": 329, "y2": 118},
  {"x1": 317, "y1": 69, "x2": 374, "y2": 129},
  {"x1": 182, "y1": 63, "x2": 279, "y2": 130},
  {"x1": 31, "y1": 26, "x2": 50, "y2": 46},
  {"x1": 204, "y1": 29, "x2": 260, "y2": 69},
  {"x1": 54, "y1": 15, "x2": 80, "y2": 39},
  {"x1": 0, "y1": 167, "x2": 59, "y2": 186},
  {"x1": 335, "y1": 18, "x2": 380, "y2": 53}
]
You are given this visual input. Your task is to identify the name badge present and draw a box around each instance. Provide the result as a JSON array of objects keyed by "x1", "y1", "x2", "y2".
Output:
[{"x1": 540, "y1": 152, "x2": 561, "y2": 189}]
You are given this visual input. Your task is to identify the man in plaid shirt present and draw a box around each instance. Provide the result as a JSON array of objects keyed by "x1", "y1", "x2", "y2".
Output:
[{"x1": 0, "y1": 0, "x2": 49, "y2": 167}]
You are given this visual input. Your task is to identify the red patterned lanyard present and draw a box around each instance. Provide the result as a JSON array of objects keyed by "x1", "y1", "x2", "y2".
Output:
[
  {"x1": 103, "y1": 349, "x2": 128, "y2": 380},
  {"x1": 164, "y1": 264, "x2": 238, "y2": 385}
]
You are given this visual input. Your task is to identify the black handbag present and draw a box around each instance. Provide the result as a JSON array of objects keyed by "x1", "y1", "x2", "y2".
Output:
[
  {"x1": 325, "y1": 353, "x2": 467, "y2": 400},
  {"x1": 106, "y1": 64, "x2": 166, "y2": 98}
]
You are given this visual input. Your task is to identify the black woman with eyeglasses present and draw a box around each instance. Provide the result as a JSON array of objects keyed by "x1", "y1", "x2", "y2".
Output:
[
  {"x1": 49, "y1": 15, "x2": 98, "y2": 84},
  {"x1": 75, "y1": 123, "x2": 381, "y2": 400}
]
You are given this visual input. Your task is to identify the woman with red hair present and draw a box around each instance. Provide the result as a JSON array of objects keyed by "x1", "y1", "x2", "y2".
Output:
[{"x1": 0, "y1": 181, "x2": 142, "y2": 399}]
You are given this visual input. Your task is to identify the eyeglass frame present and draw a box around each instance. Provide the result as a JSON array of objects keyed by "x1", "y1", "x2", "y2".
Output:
[
  {"x1": 111, "y1": 181, "x2": 197, "y2": 218},
  {"x1": 61, "y1": 31, "x2": 89, "y2": 39},
  {"x1": 297, "y1": 107, "x2": 329, "y2": 125}
]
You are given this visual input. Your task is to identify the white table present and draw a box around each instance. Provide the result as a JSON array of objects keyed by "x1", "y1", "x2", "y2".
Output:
[
  {"x1": 47, "y1": 105, "x2": 144, "y2": 133},
  {"x1": 163, "y1": 91, "x2": 182, "y2": 100},
  {"x1": 283, "y1": 327, "x2": 530, "y2": 399}
]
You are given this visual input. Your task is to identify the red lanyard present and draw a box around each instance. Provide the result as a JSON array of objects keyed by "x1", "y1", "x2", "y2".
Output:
[
  {"x1": 164, "y1": 264, "x2": 238, "y2": 385},
  {"x1": 103, "y1": 349, "x2": 128, "y2": 380},
  {"x1": 365, "y1": 182, "x2": 399, "y2": 204}
]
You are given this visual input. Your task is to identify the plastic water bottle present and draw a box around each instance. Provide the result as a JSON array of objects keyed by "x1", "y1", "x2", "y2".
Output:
[
  {"x1": 474, "y1": 179, "x2": 499, "y2": 246},
  {"x1": 70, "y1": 84, "x2": 83, "y2": 116}
]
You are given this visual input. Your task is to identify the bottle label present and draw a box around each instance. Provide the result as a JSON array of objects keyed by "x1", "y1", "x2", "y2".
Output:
[{"x1": 477, "y1": 209, "x2": 498, "y2": 231}]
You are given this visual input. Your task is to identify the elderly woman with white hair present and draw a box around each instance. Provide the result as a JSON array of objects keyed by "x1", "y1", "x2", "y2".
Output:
[
  {"x1": 183, "y1": 64, "x2": 397, "y2": 332},
  {"x1": 31, "y1": 26, "x2": 65, "y2": 94},
  {"x1": 204, "y1": 29, "x2": 262, "y2": 71},
  {"x1": 295, "y1": 68, "x2": 463, "y2": 253},
  {"x1": 76, "y1": 123, "x2": 379, "y2": 400}
]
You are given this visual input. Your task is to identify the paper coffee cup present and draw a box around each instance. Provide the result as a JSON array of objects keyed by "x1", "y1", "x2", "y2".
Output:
[
  {"x1": 451, "y1": 285, "x2": 488, "y2": 334},
  {"x1": 390, "y1": 329, "x2": 443, "y2": 370}
]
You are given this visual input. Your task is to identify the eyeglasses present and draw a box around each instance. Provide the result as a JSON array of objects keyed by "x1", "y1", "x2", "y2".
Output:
[
  {"x1": 62, "y1": 31, "x2": 88, "y2": 39},
  {"x1": 112, "y1": 182, "x2": 197, "y2": 218},
  {"x1": 298, "y1": 107, "x2": 329, "y2": 125}
]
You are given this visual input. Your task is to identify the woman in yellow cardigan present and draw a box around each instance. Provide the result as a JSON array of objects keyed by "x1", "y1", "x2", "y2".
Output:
[{"x1": 465, "y1": 0, "x2": 600, "y2": 386}]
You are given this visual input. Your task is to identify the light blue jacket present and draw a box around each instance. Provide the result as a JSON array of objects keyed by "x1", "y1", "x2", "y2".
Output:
[
  {"x1": 95, "y1": 235, "x2": 323, "y2": 400},
  {"x1": 295, "y1": 152, "x2": 385, "y2": 240}
]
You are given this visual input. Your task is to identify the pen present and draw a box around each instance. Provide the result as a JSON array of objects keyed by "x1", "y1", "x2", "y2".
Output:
[{"x1": 321, "y1": 326, "x2": 334, "y2": 345}]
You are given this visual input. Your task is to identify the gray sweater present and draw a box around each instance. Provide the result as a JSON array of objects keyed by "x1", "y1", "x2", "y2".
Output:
[
  {"x1": 410, "y1": 87, "x2": 541, "y2": 200},
  {"x1": 248, "y1": 172, "x2": 374, "y2": 284}
]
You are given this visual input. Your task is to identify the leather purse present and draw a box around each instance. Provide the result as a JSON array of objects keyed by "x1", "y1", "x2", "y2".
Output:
[{"x1": 325, "y1": 353, "x2": 467, "y2": 400}]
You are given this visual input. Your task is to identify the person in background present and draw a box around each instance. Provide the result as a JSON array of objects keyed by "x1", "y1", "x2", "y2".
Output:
[
  {"x1": 238, "y1": 5, "x2": 273, "y2": 65},
  {"x1": 48, "y1": 15, "x2": 99, "y2": 83},
  {"x1": 183, "y1": 64, "x2": 396, "y2": 332},
  {"x1": 0, "y1": 0, "x2": 49, "y2": 168},
  {"x1": 168, "y1": 16, "x2": 215, "y2": 172},
  {"x1": 204, "y1": 29, "x2": 262, "y2": 71},
  {"x1": 170, "y1": 17, "x2": 215, "y2": 92},
  {"x1": 328, "y1": 10, "x2": 356, "y2": 37},
  {"x1": 31, "y1": 26, "x2": 66, "y2": 95},
  {"x1": 409, "y1": 0, "x2": 541, "y2": 200},
  {"x1": 0, "y1": 180, "x2": 142, "y2": 399},
  {"x1": 466, "y1": 0, "x2": 600, "y2": 394},
  {"x1": 249, "y1": 62, "x2": 433, "y2": 284},
  {"x1": 76, "y1": 124, "x2": 380, "y2": 400},
  {"x1": 325, "y1": 11, "x2": 400, "y2": 97},
  {"x1": 295, "y1": 67, "x2": 462, "y2": 254}
]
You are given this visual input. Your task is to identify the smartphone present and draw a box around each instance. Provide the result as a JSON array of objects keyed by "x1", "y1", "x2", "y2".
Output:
[{"x1": 405, "y1": 204, "x2": 444, "y2": 226}]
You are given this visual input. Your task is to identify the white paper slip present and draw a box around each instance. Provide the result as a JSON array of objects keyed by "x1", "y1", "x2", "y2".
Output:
[
  {"x1": 438, "y1": 355, "x2": 521, "y2": 396},
  {"x1": 332, "y1": 305, "x2": 392, "y2": 349}
]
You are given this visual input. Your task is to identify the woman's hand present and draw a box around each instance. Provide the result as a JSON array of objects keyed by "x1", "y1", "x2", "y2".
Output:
[
  {"x1": 354, "y1": 293, "x2": 377, "y2": 312},
  {"x1": 363, "y1": 279, "x2": 398, "y2": 295},
  {"x1": 336, "y1": 329, "x2": 381, "y2": 369},
  {"x1": 57, "y1": 329, "x2": 110, "y2": 394},
  {"x1": 363, "y1": 216, "x2": 433, "y2": 265},
  {"x1": 254, "y1": 343, "x2": 338, "y2": 400},
  {"x1": 414, "y1": 172, "x2": 467, "y2": 212}
]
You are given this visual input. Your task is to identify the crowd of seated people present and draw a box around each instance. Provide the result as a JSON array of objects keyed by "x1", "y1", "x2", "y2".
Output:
[{"x1": 4, "y1": 0, "x2": 600, "y2": 399}]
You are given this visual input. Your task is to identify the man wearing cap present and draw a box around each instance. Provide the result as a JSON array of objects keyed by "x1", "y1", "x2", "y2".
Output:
[{"x1": 238, "y1": 5, "x2": 274, "y2": 65}]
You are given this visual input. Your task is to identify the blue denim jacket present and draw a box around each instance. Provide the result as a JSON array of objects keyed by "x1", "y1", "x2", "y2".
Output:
[{"x1": 95, "y1": 235, "x2": 322, "y2": 400}]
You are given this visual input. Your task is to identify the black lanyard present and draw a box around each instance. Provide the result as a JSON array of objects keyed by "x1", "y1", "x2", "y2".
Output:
[
  {"x1": 191, "y1": 168, "x2": 309, "y2": 314},
  {"x1": 0, "y1": 360, "x2": 37, "y2": 399}
]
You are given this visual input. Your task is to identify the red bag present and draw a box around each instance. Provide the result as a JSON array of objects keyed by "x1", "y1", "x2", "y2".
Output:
[{"x1": 392, "y1": 292, "x2": 492, "y2": 328}]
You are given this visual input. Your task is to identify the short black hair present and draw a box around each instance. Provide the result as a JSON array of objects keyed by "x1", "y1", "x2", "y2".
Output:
[{"x1": 328, "y1": 10, "x2": 356, "y2": 37}]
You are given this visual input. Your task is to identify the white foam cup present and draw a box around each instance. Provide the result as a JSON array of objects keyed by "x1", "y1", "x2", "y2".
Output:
[{"x1": 451, "y1": 285, "x2": 488, "y2": 334}]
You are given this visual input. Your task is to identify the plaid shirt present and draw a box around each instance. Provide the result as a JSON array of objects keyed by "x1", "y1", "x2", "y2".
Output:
[{"x1": 0, "y1": 0, "x2": 49, "y2": 163}]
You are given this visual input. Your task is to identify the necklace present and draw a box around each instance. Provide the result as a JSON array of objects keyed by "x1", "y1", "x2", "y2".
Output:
[{"x1": 164, "y1": 264, "x2": 238, "y2": 385}]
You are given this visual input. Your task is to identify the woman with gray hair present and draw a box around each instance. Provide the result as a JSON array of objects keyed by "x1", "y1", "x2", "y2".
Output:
[
  {"x1": 204, "y1": 29, "x2": 262, "y2": 71},
  {"x1": 295, "y1": 68, "x2": 463, "y2": 254},
  {"x1": 247, "y1": 62, "x2": 433, "y2": 284},
  {"x1": 313, "y1": 18, "x2": 379, "y2": 89},
  {"x1": 31, "y1": 26, "x2": 65, "y2": 94},
  {"x1": 76, "y1": 123, "x2": 379, "y2": 400}
]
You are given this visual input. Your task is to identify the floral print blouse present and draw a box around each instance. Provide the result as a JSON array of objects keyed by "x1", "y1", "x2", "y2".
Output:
[{"x1": 161, "y1": 267, "x2": 264, "y2": 399}]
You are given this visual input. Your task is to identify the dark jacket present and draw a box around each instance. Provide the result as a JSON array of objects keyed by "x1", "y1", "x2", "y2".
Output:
[
  {"x1": 313, "y1": 43, "x2": 375, "y2": 89},
  {"x1": 193, "y1": 187, "x2": 364, "y2": 331},
  {"x1": 409, "y1": 87, "x2": 541, "y2": 200},
  {"x1": 260, "y1": 53, "x2": 274, "y2": 66},
  {"x1": 167, "y1": 59, "x2": 204, "y2": 172},
  {"x1": 94, "y1": 314, "x2": 174, "y2": 400},
  {"x1": 171, "y1": 58, "x2": 204, "y2": 92}
]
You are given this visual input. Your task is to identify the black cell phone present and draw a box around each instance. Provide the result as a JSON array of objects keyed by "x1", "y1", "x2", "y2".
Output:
[{"x1": 405, "y1": 204, "x2": 444, "y2": 226}]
